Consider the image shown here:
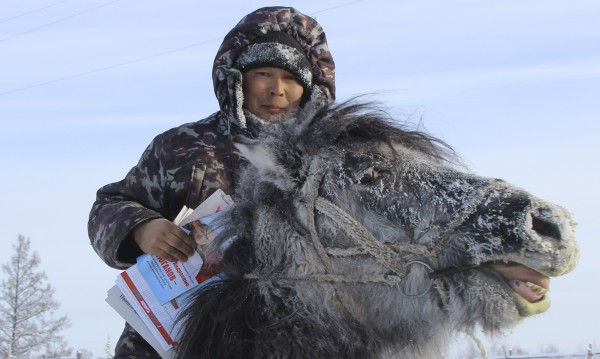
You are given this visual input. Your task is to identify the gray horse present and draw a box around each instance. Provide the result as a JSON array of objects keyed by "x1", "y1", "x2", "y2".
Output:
[{"x1": 175, "y1": 101, "x2": 578, "y2": 358}]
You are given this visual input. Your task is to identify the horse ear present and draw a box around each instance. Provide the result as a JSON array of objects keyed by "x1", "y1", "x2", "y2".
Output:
[{"x1": 234, "y1": 137, "x2": 295, "y2": 191}]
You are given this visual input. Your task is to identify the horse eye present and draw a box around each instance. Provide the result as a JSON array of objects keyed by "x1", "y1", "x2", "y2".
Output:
[{"x1": 358, "y1": 167, "x2": 383, "y2": 184}]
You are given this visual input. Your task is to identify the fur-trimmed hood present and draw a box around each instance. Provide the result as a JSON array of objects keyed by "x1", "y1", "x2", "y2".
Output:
[{"x1": 212, "y1": 6, "x2": 336, "y2": 130}]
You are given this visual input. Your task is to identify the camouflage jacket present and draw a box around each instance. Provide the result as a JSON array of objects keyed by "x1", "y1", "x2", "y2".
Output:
[
  {"x1": 88, "y1": 6, "x2": 336, "y2": 270},
  {"x1": 88, "y1": 112, "x2": 243, "y2": 268}
]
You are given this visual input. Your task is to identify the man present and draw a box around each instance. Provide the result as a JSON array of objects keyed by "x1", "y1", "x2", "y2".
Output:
[{"x1": 88, "y1": 6, "x2": 335, "y2": 358}]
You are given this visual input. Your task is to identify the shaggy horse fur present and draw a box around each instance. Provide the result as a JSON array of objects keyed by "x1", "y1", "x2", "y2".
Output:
[{"x1": 174, "y1": 101, "x2": 578, "y2": 358}]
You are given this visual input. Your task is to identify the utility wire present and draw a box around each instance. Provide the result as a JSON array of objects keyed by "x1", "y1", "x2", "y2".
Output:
[
  {"x1": 0, "y1": 0, "x2": 121, "y2": 43},
  {"x1": 0, "y1": 0, "x2": 70, "y2": 25},
  {"x1": 309, "y1": 0, "x2": 365, "y2": 15},
  {"x1": 0, "y1": 0, "x2": 366, "y2": 96},
  {"x1": 0, "y1": 38, "x2": 221, "y2": 96}
]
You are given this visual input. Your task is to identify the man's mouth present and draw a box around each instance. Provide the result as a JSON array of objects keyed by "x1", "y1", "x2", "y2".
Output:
[{"x1": 263, "y1": 105, "x2": 287, "y2": 114}]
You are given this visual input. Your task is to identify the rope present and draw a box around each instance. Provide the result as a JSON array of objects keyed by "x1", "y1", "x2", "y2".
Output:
[
  {"x1": 466, "y1": 330, "x2": 489, "y2": 359},
  {"x1": 298, "y1": 159, "x2": 334, "y2": 270},
  {"x1": 429, "y1": 180, "x2": 501, "y2": 254},
  {"x1": 245, "y1": 162, "x2": 499, "y2": 304},
  {"x1": 316, "y1": 196, "x2": 409, "y2": 277},
  {"x1": 244, "y1": 272, "x2": 403, "y2": 286}
]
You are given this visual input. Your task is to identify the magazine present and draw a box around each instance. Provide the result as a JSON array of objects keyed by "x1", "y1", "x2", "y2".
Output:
[{"x1": 106, "y1": 189, "x2": 234, "y2": 357}]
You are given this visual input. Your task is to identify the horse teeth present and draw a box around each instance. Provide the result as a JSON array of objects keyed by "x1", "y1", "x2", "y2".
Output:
[{"x1": 526, "y1": 281, "x2": 548, "y2": 296}]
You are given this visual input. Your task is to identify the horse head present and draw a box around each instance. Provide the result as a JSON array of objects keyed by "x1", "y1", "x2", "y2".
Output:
[{"x1": 176, "y1": 101, "x2": 578, "y2": 358}]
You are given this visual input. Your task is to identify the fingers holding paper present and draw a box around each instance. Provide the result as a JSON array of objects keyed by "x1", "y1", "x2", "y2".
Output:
[{"x1": 133, "y1": 218, "x2": 196, "y2": 262}]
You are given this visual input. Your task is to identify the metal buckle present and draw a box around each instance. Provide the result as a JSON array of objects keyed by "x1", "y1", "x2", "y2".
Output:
[{"x1": 397, "y1": 260, "x2": 434, "y2": 298}]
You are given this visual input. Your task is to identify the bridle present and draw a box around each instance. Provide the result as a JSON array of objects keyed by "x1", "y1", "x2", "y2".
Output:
[
  {"x1": 244, "y1": 157, "x2": 502, "y2": 301},
  {"x1": 239, "y1": 155, "x2": 500, "y2": 359}
]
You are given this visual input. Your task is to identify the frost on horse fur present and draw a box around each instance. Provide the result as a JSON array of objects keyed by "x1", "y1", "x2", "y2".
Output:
[{"x1": 175, "y1": 101, "x2": 578, "y2": 358}]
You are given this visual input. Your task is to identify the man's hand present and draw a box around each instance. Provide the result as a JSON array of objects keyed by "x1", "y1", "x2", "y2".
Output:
[{"x1": 133, "y1": 218, "x2": 196, "y2": 262}]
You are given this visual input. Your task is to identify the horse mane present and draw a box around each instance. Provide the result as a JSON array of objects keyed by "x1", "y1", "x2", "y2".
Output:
[{"x1": 303, "y1": 99, "x2": 455, "y2": 165}]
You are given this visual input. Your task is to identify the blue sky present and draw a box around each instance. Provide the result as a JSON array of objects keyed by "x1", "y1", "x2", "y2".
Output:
[{"x1": 1, "y1": 1, "x2": 599, "y2": 357}]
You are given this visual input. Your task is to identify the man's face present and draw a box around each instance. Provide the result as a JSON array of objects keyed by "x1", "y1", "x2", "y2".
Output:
[{"x1": 243, "y1": 67, "x2": 304, "y2": 122}]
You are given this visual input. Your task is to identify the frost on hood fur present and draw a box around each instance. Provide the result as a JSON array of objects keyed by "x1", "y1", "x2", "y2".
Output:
[{"x1": 212, "y1": 6, "x2": 336, "y2": 130}]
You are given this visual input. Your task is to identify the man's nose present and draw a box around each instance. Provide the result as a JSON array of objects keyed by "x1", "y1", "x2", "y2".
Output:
[{"x1": 268, "y1": 78, "x2": 285, "y2": 96}]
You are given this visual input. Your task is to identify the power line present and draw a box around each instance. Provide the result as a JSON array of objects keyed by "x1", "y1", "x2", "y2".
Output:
[
  {"x1": 0, "y1": 0, "x2": 121, "y2": 43},
  {"x1": 309, "y1": 0, "x2": 365, "y2": 15},
  {"x1": 0, "y1": 0, "x2": 70, "y2": 24},
  {"x1": 0, "y1": 0, "x2": 366, "y2": 96},
  {"x1": 0, "y1": 38, "x2": 221, "y2": 96}
]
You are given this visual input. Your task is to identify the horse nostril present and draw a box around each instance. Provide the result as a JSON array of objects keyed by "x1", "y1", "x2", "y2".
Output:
[{"x1": 531, "y1": 214, "x2": 561, "y2": 240}]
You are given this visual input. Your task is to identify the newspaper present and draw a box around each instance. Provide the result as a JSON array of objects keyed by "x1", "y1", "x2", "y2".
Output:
[
  {"x1": 106, "y1": 189, "x2": 233, "y2": 357},
  {"x1": 106, "y1": 285, "x2": 174, "y2": 359}
]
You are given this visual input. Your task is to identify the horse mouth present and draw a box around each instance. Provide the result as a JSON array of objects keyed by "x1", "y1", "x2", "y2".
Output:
[{"x1": 481, "y1": 261, "x2": 551, "y2": 316}]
